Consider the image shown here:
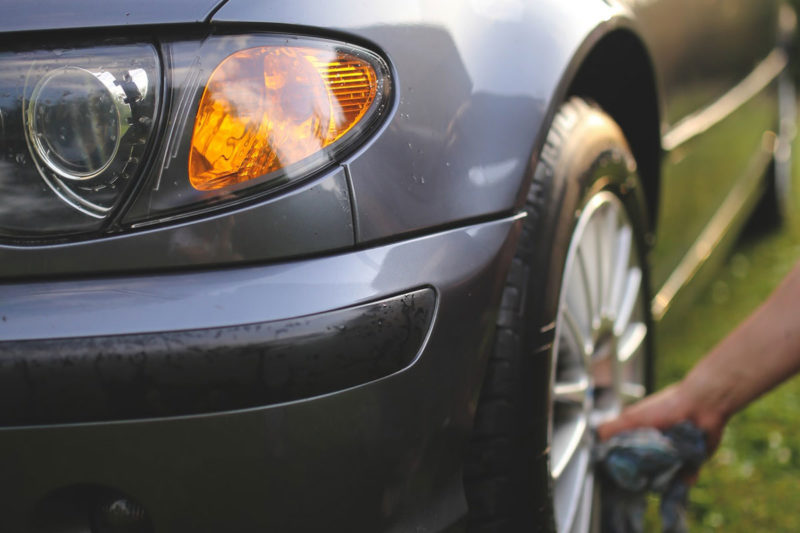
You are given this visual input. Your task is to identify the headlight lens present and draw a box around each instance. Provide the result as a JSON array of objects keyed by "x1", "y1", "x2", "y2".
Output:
[
  {"x1": 27, "y1": 66, "x2": 140, "y2": 182},
  {"x1": 0, "y1": 44, "x2": 159, "y2": 238},
  {"x1": 189, "y1": 45, "x2": 380, "y2": 191},
  {"x1": 123, "y1": 35, "x2": 391, "y2": 228}
]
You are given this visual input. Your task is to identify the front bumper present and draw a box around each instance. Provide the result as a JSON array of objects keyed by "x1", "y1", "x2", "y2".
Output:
[{"x1": 0, "y1": 215, "x2": 521, "y2": 532}]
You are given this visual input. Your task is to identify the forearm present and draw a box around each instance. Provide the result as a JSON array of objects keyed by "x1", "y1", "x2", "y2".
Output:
[
  {"x1": 599, "y1": 260, "x2": 800, "y2": 450},
  {"x1": 682, "y1": 260, "x2": 800, "y2": 422}
]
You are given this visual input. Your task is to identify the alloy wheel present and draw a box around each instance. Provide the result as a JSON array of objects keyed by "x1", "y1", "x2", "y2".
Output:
[{"x1": 550, "y1": 191, "x2": 648, "y2": 533}]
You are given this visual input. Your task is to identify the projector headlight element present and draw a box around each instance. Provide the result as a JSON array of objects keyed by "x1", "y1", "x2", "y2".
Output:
[
  {"x1": 27, "y1": 67, "x2": 131, "y2": 181},
  {"x1": 22, "y1": 52, "x2": 157, "y2": 219},
  {"x1": 0, "y1": 43, "x2": 159, "y2": 238}
]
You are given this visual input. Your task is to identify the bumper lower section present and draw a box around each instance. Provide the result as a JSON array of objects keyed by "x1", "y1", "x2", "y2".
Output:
[{"x1": 0, "y1": 215, "x2": 523, "y2": 532}]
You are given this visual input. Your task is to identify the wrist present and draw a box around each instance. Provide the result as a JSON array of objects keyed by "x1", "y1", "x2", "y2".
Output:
[{"x1": 677, "y1": 370, "x2": 732, "y2": 438}]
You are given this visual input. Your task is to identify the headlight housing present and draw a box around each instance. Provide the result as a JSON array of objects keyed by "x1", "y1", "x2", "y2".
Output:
[
  {"x1": 0, "y1": 34, "x2": 392, "y2": 240},
  {"x1": 0, "y1": 44, "x2": 159, "y2": 238},
  {"x1": 124, "y1": 35, "x2": 391, "y2": 228}
]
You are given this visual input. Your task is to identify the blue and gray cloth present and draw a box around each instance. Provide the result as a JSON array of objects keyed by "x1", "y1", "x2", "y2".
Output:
[{"x1": 594, "y1": 422, "x2": 707, "y2": 533}]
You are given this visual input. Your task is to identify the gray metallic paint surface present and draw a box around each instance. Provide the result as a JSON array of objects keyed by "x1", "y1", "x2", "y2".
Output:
[
  {"x1": 0, "y1": 1, "x2": 782, "y2": 284},
  {"x1": 0, "y1": 0, "x2": 226, "y2": 32},
  {"x1": 652, "y1": 81, "x2": 779, "y2": 288},
  {"x1": 0, "y1": 216, "x2": 519, "y2": 341},
  {"x1": 0, "y1": 169, "x2": 354, "y2": 279},
  {"x1": 626, "y1": 0, "x2": 782, "y2": 291},
  {"x1": 623, "y1": 0, "x2": 778, "y2": 127},
  {"x1": 0, "y1": 0, "x2": 632, "y2": 279},
  {"x1": 0, "y1": 215, "x2": 522, "y2": 532},
  {"x1": 210, "y1": 0, "x2": 625, "y2": 244}
]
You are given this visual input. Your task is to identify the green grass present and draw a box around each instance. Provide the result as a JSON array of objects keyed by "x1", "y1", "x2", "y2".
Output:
[{"x1": 653, "y1": 122, "x2": 800, "y2": 530}]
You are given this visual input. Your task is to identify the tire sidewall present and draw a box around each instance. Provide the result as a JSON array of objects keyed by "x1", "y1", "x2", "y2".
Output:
[
  {"x1": 465, "y1": 98, "x2": 652, "y2": 533},
  {"x1": 528, "y1": 102, "x2": 653, "y2": 532}
]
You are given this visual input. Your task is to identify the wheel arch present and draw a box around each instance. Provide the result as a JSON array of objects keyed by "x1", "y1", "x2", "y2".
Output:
[{"x1": 566, "y1": 28, "x2": 662, "y2": 238}]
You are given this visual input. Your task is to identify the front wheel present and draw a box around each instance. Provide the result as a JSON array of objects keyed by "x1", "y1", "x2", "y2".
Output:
[{"x1": 465, "y1": 98, "x2": 652, "y2": 533}]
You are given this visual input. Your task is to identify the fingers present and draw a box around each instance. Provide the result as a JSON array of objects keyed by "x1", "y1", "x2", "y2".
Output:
[
  {"x1": 596, "y1": 413, "x2": 638, "y2": 441},
  {"x1": 597, "y1": 384, "x2": 686, "y2": 441}
]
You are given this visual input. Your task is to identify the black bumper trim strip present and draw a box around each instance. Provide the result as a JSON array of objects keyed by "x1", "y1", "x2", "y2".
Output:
[{"x1": 0, "y1": 288, "x2": 435, "y2": 426}]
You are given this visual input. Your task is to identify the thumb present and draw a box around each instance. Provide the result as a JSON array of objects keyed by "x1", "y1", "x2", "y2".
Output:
[
  {"x1": 596, "y1": 413, "x2": 640, "y2": 441},
  {"x1": 596, "y1": 384, "x2": 686, "y2": 441}
]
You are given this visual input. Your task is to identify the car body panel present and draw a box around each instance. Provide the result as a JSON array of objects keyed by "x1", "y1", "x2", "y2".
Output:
[
  {"x1": 627, "y1": 0, "x2": 783, "y2": 291},
  {"x1": 212, "y1": 0, "x2": 625, "y2": 243},
  {"x1": 0, "y1": 215, "x2": 521, "y2": 532},
  {"x1": 624, "y1": 0, "x2": 778, "y2": 127},
  {"x1": 0, "y1": 0, "x2": 640, "y2": 278},
  {"x1": 652, "y1": 77, "x2": 779, "y2": 290},
  {"x1": 0, "y1": 0, "x2": 227, "y2": 33},
  {"x1": 0, "y1": 168, "x2": 354, "y2": 279},
  {"x1": 0, "y1": 215, "x2": 519, "y2": 342}
]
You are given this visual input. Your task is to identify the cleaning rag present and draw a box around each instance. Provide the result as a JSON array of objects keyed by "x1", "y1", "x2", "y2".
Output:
[{"x1": 593, "y1": 422, "x2": 707, "y2": 533}]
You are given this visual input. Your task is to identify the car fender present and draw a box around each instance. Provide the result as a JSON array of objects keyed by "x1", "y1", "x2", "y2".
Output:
[
  {"x1": 212, "y1": 0, "x2": 658, "y2": 243},
  {"x1": 0, "y1": 0, "x2": 228, "y2": 33}
]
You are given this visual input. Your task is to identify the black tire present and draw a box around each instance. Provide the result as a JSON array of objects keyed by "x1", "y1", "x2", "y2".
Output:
[{"x1": 464, "y1": 97, "x2": 653, "y2": 533}]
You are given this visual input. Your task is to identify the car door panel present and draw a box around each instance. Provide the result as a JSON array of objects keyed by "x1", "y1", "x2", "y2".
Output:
[{"x1": 626, "y1": 0, "x2": 781, "y2": 290}]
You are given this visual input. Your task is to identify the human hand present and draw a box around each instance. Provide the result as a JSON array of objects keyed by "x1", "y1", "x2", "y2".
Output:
[
  {"x1": 598, "y1": 260, "x2": 800, "y2": 471},
  {"x1": 597, "y1": 380, "x2": 728, "y2": 454}
]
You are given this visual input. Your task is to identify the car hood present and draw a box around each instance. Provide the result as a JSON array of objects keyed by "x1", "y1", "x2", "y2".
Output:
[{"x1": 0, "y1": 0, "x2": 227, "y2": 33}]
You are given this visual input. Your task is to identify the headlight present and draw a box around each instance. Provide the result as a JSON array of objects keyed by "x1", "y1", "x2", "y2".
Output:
[
  {"x1": 123, "y1": 35, "x2": 391, "y2": 228},
  {"x1": 190, "y1": 45, "x2": 382, "y2": 191},
  {"x1": 0, "y1": 35, "x2": 392, "y2": 240},
  {"x1": 0, "y1": 44, "x2": 159, "y2": 238}
]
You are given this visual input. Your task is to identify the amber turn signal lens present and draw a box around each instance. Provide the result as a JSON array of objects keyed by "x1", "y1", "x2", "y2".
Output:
[{"x1": 189, "y1": 45, "x2": 381, "y2": 191}]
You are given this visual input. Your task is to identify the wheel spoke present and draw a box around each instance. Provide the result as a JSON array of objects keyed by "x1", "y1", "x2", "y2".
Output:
[
  {"x1": 592, "y1": 208, "x2": 610, "y2": 321},
  {"x1": 618, "y1": 322, "x2": 647, "y2": 363},
  {"x1": 600, "y1": 206, "x2": 617, "y2": 312},
  {"x1": 621, "y1": 382, "x2": 647, "y2": 403},
  {"x1": 551, "y1": 415, "x2": 588, "y2": 481},
  {"x1": 576, "y1": 248, "x2": 596, "y2": 327},
  {"x1": 614, "y1": 267, "x2": 642, "y2": 336},
  {"x1": 554, "y1": 376, "x2": 589, "y2": 407},
  {"x1": 573, "y1": 466, "x2": 596, "y2": 533},
  {"x1": 562, "y1": 307, "x2": 592, "y2": 358},
  {"x1": 590, "y1": 347, "x2": 614, "y2": 389},
  {"x1": 607, "y1": 225, "x2": 632, "y2": 320},
  {"x1": 554, "y1": 445, "x2": 591, "y2": 533}
]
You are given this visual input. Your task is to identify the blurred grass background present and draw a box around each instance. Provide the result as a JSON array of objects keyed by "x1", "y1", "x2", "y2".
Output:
[{"x1": 653, "y1": 94, "x2": 800, "y2": 531}]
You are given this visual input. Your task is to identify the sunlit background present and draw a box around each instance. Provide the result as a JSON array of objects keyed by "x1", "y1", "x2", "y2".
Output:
[{"x1": 653, "y1": 19, "x2": 800, "y2": 526}]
